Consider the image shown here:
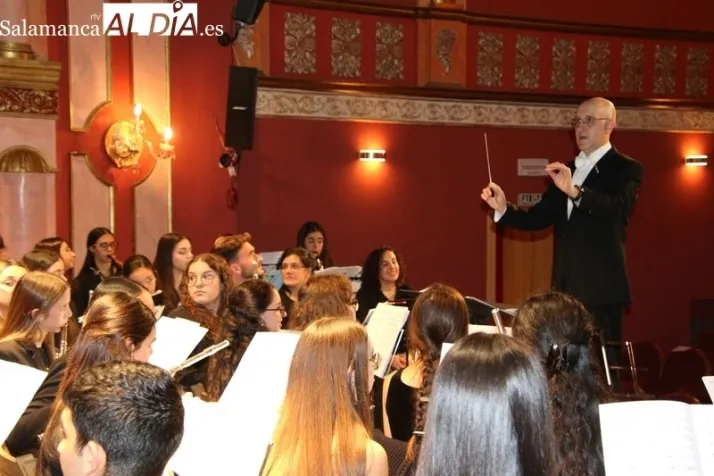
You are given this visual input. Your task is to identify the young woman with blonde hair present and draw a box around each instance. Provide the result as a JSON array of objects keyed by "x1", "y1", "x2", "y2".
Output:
[
  {"x1": 262, "y1": 317, "x2": 388, "y2": 476},
  {"x1": 0, "y1": 271, "x2": 71, "y2": 371}
]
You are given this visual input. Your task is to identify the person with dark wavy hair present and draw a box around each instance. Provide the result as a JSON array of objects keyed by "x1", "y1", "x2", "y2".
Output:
[
  {"x1": 415, "y1": 333, "x2": 557, "y2": 476},
  {"x1": 204, "y1": 279, "x2": 282, "y2": 400},
  {"x1": 356, "y1": 246, "x2": 412, "y2": 324},
  {"x1": 296, "y1": 221, "x2": 334, "y2": 269},
  {"x1": 512, "y1": 291, "x2": 611, "y2": 476}
]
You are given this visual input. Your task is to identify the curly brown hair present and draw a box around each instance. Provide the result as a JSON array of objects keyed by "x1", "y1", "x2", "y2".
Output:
[
  {"x1": 512, "y1": 291, "x2": 611, "y2": 476},
  {"x1": 405, "y1": 283, "x2": 469, "y2": 462},
  {"x1": 204, "y1": 279, "x2": 276, "y2": 401},
  {"x1": 288, "y1": 274, "x2": 354, "y2": 330},
  {"x1": 178, "y1": 254, "x2": 232, "y2": 342}
]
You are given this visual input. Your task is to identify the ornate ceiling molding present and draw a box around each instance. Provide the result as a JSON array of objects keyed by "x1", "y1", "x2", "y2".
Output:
[
  {"x1": 257, "y1": 87, "x2": 714, "y2": 132},
  {"x1": 0, "y1": 57, "x2": 61, "y2": 118}
]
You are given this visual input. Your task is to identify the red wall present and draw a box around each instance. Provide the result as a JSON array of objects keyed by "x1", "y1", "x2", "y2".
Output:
[{"x1": 46, "y1": 0, "x2": 714, "y2": 352}]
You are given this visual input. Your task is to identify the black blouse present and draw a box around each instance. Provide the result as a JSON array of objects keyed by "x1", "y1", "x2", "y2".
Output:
[
  {"x1": 372, "y1": 370, "x2": 417, "y2": 442},
  {"x1": 70, "y1": 263, "x2": 122, "y2": 316},
  {"x1": 0, "y1": 340, "x2": 53, "y2": 371}
]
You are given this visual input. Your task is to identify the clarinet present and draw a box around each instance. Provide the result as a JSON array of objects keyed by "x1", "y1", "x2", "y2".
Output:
[{"x1": 316, "y1": 258, "x2": 324, "y2": 271}]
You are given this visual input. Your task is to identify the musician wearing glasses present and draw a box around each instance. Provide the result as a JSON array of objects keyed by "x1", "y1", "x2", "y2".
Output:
[
  {"x1": 481, "y1": 97, "x2": 644, "y2": 369},
  {"x1": 276, "y1": 247, "x2": 317, "y2": 318},
  {"x1": 70, "y1": 227, "x2": 122, "y2": 316},
  {"x1": 169, "y1": 254, "x2": 233, "y2": 394}
]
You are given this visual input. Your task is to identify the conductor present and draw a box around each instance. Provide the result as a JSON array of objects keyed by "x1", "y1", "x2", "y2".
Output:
[{"x1": 481, "y1": 97, "x2": 643, "y2": 364}]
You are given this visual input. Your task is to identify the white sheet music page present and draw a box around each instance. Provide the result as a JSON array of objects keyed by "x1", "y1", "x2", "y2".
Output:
[
  {"x1": 168, "y1": 395, "x2": 277, "y2": 476},
  {"x1": 148, "y1": 317, "x2": 208, "y2": 372},
  {"x1": 440, "y1": 342, "x2": 454, "y2": 362},
  {"x1": 468, "y1": 324, "x2": 512, "y2": 336},
  {"x1": 365, "y1": 303, "x2": 409, "y2": 378},
  {"x1": 0, "y1": 360, "x2": 47, "y2": 444},
  {"x1": 702, "y1": 376, "x2": 714, "y2": 401},
  {"x1": 690, "y1": 405, "x2": 714, "y2": 476},
  {"x1": 600, "y1": 401, "x2": 703, "y2": 476}
]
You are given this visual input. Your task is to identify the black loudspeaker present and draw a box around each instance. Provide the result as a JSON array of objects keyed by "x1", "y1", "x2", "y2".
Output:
[
  {"x1": 225, "y1": 66, "x2": 259, "y2": 152},
  {"x1": 233, "y1": 0, "x2": 267, "y2": 25}
]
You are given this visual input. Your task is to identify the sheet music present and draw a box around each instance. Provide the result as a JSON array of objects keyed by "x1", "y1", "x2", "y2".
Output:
[
  {"x1": 148, "y1": 317, "x2": 208, "y2": 372},
  {"x1": 0, "y1": 360, "x2": 47, "y2": 444},
  {"x1": 691, "y1": 405, "x2": 714, "y2": 476},
  {"x1": 440, "y1": 342, "x2": 454, "y2": 362},
  {"x1": 314, "y1": 265, "x2": 362, "y2": 279},
  {"x1": 171, "y1": 332, "x2": 301, "y2": 476},
  {"x1": 261, "y1": 250, "x2": 284, "y2": 289},
  {"x1": 365, "y1": 303, "x2": 409, "y2": 378},
  {"x1": 703, "y1": 376, "x2": 714, "y2": 401},
  {"x1": 168, "y1": 395, "x2": 278, "y2": 476},
  {"x1": 468, "y1": 324, "x2": 512, "y2": 336},
  {"x1": 600, "y1": 401, "x2": 705, "y2": 476}
]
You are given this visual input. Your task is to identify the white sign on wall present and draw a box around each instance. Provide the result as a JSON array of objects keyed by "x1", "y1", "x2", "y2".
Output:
[
  {"x1": 517, "y1": 193, "x2": 543, "y2": 208},
  {"x1": 518, "y1": 158, "x2": 549, "y2": 176}
]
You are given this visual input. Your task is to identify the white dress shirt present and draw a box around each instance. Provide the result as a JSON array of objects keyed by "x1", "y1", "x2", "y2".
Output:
[{"x1": 493, "y1": 142, "x2": 612, "y2": 222}]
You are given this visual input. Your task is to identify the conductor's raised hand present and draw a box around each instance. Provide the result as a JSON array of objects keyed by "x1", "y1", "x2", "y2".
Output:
[
  {"x1": 481, "y1": 183, "x2": 507, "y2": 214},
  {"x1": 545, "y1": 162, "x2": 579, "y2": 198}
]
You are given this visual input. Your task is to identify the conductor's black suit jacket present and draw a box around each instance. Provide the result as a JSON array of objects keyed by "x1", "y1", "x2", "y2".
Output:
[{"x1": 497, "y1": 147, "x2": 643, "y2": 308}]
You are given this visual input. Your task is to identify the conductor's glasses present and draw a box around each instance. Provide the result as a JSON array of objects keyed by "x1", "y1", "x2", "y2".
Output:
[{"x1": 571, "y1": 115, "x2": 610, "y2": 128}]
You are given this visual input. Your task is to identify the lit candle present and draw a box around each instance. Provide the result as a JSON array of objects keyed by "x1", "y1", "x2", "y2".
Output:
[
  {"x1": 133, "y1": 104, "x2": 142, "y2": 118},
  {"x1": 162, "y1": 127, "x2": 173, "y2": 142}
]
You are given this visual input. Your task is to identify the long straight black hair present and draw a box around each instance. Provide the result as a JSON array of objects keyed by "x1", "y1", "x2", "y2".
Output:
[
  {"x1": 79, "y1": 227, "x2": 113, "y2": 274},
  {"x1": 415, "y1": 333, "x2": 557, "y2": 476}
]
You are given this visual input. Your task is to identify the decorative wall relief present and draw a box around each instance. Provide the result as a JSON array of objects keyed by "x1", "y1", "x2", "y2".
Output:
[
  {"x1": 551, "y1": 38, "x2": 576, "y2": 91},
  {"x1": 238, "y1": 26, "x2": 256, "y2": 60},
  {"x1": 685, "y1": 47, "x2": 708, "y2": 97},
  {"x1": 586, "y1": 40, "x2": 611, "y2": 92},
  {"x1": 620, "y1": 43, "x2": 644, "y2": 93},
  {"x1": 653, "y1": 45, "x2": 677, "y2": 95},
  {"x1": 476, "y1": 31, "x2": 503, "y2": 87},
  {"x1": 436, "y1": 29, "x2": 456, "y2": 74},
  {"x1": 284, "y1": 12, "x2": 317, "y2": 74},
  {"x1": 514, "y1": 35, "x2": 540, "y2": 89},
  {"x1": 331, "y1": 18, "x2": 361, "y2": 78},
  {"x1": 375, "y1": 22, "x2": 404, "y2": 80}
]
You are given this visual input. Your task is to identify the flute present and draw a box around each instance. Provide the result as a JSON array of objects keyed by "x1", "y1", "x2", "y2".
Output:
[{"x1": 169, "y1": 340, "x2": 230, "y2": 375}]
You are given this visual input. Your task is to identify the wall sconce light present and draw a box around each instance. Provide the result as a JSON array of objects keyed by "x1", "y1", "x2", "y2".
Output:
[
  {"x1": 103, "y1": 104, "x2": 175, "y2": 169},
  {"x1": 359, "y1": 149, "x2": 386, "y2": 162},
  {"x1": 685, "y1": 154, "x2": 708, "y2": 167}
]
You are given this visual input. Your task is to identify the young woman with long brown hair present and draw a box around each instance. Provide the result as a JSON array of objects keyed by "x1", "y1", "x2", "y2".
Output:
[
  {"x1": 262, "y1": 317, "x2": 388, "y2": 476},
  {"x1": 204, "y1": 279, "x2": 283, "y2": 401},
  {"x1": 35, "y1": 292, "x2": 157, "y2": 475},
  {"x1": 153, "y1": 232, "x2": 193, "y2": 313},
  {"x1": 0, "y1": 271, "x2": 71, "y2": 371},
  {"x1": 169, "y1": 253, "x2": 232, "y2": 391},
  {"x1": 374, "y1": 283, "x2": 469, "y2": 444},
  {"x1": 5, "y1": 278, "x2": 154, "y2": 457}
]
